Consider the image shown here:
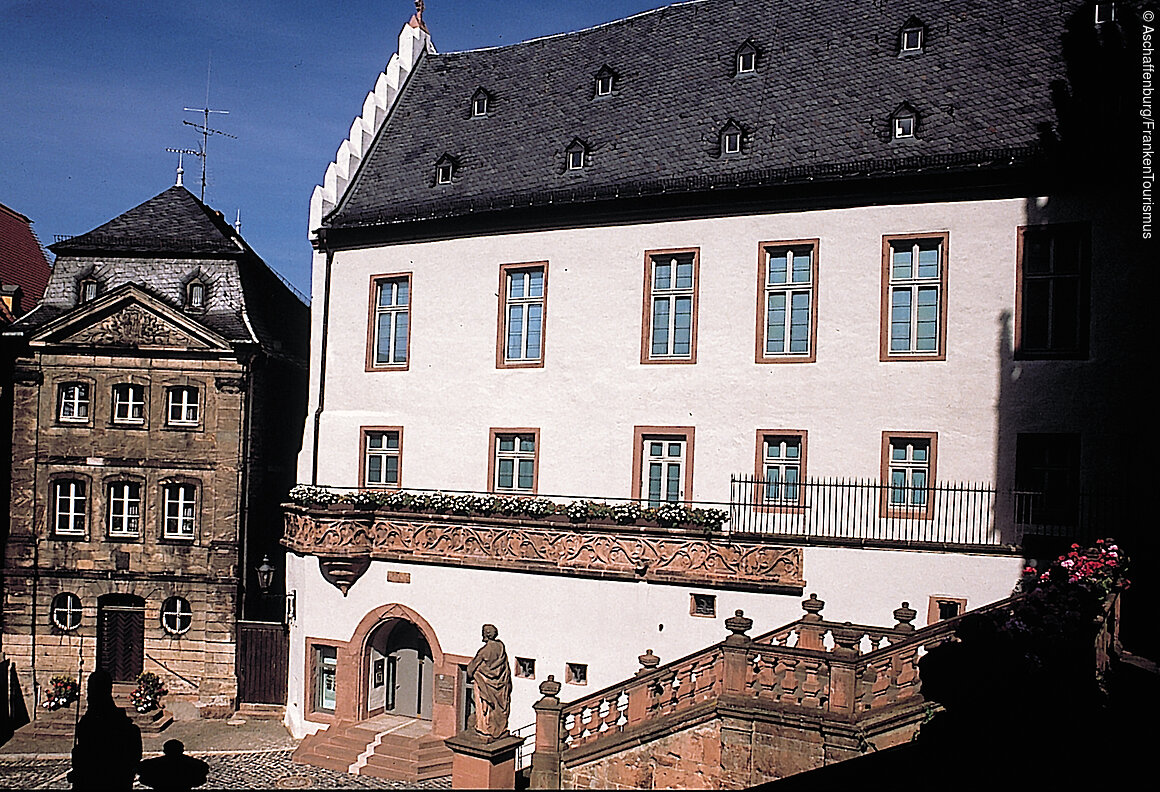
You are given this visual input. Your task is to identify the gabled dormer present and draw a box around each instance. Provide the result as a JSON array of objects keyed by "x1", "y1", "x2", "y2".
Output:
[
  {"x1": 182, "y1": 272, "x2": 209, "y2": 312},
  {"x1": 435, "y1": 153, "x2": 460, "y2": 185},
  {"x1": 594, "y1": 66, "x2": 617, "y2": 98},
  {"x1": 565, "y1": 138, "x2": 589, "y2": 171},
  {"x1": 471, "y1": 88, "x2": 492, "y2": 117},
  {"x1": 734, "y1": 40, "x2": 759, "y2": 75},
  {"x1": 899, "y1": 17, "x2": 925, "y2": 56},
  {"x1": 719, "y1": 120, "x2": 744, "y2": 157},
  {"x1": 890, "y1": 102, "x2": 920, "y2": 140}
]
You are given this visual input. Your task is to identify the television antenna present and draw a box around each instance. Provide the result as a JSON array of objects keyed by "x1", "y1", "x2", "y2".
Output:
[{"x1": 182, "y1": 57, "x2": 235, "y2": 201}]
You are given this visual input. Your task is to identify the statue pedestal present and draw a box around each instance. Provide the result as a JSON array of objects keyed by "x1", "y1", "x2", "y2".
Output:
[{"x1": 444, "y1": 731, "x2": 523, "y2": 790}]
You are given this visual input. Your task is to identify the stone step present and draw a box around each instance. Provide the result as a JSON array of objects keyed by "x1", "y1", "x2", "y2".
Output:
[{"x1": 236, "y1": 703, "x2": 284, "y2": 720}]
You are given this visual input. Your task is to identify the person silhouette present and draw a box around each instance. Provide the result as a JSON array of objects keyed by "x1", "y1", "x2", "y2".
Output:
[
  {"x1": 68, "y1": 669, "x2": 142, "y2": 790},
  {"x1": 137, "y1": 739, "x2": 210, "y2": 790}
]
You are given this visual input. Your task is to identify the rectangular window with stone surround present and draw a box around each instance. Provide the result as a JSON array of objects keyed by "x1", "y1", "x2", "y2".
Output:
[
  {"x1": 111, "y1": 383, "x2": 146, "y2": 424},
  {"x1": 757, "y1": 240, "x2": 818, "y2": 363},
  {"x1": 58, "y1": 382, "x2": 90, "y2": 423},
  {"x1": 162, "y1": 483, "x2": 196, "y2": 539},
  {"x1": 642, "y1": 249, "x2": 699, "y2": 364},
  {"x1": 107, "y1": 481, "x2": 141, "y2": 538},
  {"x1": 880, "y1": 432, "x2": 937, "y2": 519},
  {"x1": 366, "y1": 274, "x2": 411, "y2": 370},
  {"x1": 497, "y1": 263, "x2": 547, "y2": 368},
  {"x1": 362, "y1": 427, "x2": 403, "y2": 487},
  {"x1": 880, "y1": 234, "x2": 948, "y2": 361},
  {"x1": 489, "y1": 429, "x2": 539, "y2": 494},
  {"x1": 632, "y1": 427, "x2": 695, "y2": 507},
  {"x1": 53, "y1": 480, "x2": 87, "y2": 537}
]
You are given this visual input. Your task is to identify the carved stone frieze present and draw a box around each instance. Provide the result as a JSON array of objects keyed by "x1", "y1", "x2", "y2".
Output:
[
  {"x1": 69, "y1": 305, "x2": 203, "y2": 349},
  {"x1": 282, "y1": 509, "x2": 804, "y2": 591}
]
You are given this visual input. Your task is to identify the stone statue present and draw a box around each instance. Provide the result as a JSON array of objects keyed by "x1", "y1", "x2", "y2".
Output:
[{"x1": 465, "y1": 624, "x2": 512, "y2": 742}]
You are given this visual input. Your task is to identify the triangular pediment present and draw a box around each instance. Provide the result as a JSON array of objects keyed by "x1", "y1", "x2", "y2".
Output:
[{"x1": 29, "y1": 284, "x2": 232, "y2": 352}]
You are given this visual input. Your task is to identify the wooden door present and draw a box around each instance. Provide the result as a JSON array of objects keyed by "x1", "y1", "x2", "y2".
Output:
[
  {"x1": 97, "y1": 602, "x2": 144, "y2": 682},
  {"x1": 237, "y1": 621, "x2": 289, "y2": 704}
]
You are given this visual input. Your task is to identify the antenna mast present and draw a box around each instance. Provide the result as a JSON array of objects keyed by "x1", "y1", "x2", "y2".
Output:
[{"x1": 182, "y1": 56, "x2": 235, "y2": 201}]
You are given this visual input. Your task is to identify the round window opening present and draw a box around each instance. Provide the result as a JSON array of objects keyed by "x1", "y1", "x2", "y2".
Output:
[
  {"x1": 51, "y1": 592, "x2": 83, "y2": 631},
  {"x1": 160, "y1": 596, "x2": 193, "y2": 635}
]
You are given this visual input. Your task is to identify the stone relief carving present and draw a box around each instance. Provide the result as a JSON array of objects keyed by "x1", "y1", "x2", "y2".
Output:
[
  {"x1": 282, "y1": 510, "x2": 804, "y2": 590},
  {"x1": 70, "y1": 305, "x2": 202, "y2": 349}
]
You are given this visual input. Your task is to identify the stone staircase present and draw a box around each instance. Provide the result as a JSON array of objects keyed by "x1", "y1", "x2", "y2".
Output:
[
  {"x1": 112, "y1": 683, "x2": 172, "y2": 733},
  {"x1": 18, "y1": 682, "x2": 171, "y2": 741},
  {"x1": 292, "y1": 714, "x2": 452, "y2": 782}
]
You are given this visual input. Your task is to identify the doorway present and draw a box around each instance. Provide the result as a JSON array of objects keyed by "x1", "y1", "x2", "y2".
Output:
[
  {"x1": 365, "y1": 619, "x2": 432, "y2": 720},
  {"x1": 97, "y1": 594, "x2": 145, "y2": 682}
]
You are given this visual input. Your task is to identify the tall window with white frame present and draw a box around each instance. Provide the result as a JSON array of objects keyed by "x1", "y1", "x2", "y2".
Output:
[
  {"x1": 883, "y1": 235, "x2": 947, "y2": 360},
  {"x1": 58, "y1": 382, "x2": 90, "y2": 422},
  {"x1": 166, "y1": 386, "x2": 199, "y2": 426},
  {"x1": 759, "y1": 241, "x2": 817, "y2": 362},
  {"x1": 499, "y1": 264, "x2": 546, "y2": 367},
  {"x1": 107, "y1": 482, "x2": 141, "y2": 538},
  {"x1": 163, "y1": 483, "x2": 196, "y2": 539},
  {"x1": 760, "y1": 433, "x2": 805, "y2": 506},
  {"x1": 642, "y1": 438, "x2": 685, "y2": 507},
  {"x1": 492, "y1": 431, "x2": 537, "y2": 494},
  {"x1": 370, "y1": 276, "x2": 410, "y2": 369},
  {"x1": 883, "y1": 434, "x2": 936, "y2": 516},
  {"x1": 364, "y1": 429, "x2": 402, "y2": 487},
  {"x1": 111, "y1": 383, "x2": 146, "y2": 424},
  {"x1": 644, "y1": 250, "x2": 698, "y2": 363},
  {"x1": 53, "y1": 480, "x2": 86, "y2": 537}
]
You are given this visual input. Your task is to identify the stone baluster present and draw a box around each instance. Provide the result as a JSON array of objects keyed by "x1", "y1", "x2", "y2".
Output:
[
  {"x1": 722, "y1": 610, "x2": 754, "y2": 697},
  {"x1": 529, "y1": 676, "x2": 563, "y2": 789},
  {"x1": 798, "y1": 593, "x2": 826, "y2": 650}
]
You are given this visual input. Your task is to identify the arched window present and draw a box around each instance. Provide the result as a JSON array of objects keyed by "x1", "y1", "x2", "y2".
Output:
[
  {"x1": 160, "y1": 596, "x2": 193, "y2": 635},
  {"x1": 51, "y1": 592, "x2": 83, "y2": 631}
]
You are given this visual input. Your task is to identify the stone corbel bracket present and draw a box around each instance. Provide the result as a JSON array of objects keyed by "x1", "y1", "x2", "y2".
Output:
[{"x1": 309, "y1": 15, "x2": 435, "y2": 239}]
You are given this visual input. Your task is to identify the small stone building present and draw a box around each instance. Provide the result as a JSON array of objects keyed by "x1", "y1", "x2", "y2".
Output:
[{"x1": 1, "y1": 184, "x2": 307, "y2": 716}]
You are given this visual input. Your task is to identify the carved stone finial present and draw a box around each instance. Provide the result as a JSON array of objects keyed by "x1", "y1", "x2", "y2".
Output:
[
  {"x1": 538, "y1": 674, "x2": 561, "y2": 698},
  {"x1": 893, "y1": 601, "x2": 917, "y2": 631},
  {"x1": 636, "y1": 649, "x2": 660, "y2": 675},
  {"x1": 725, "y1": 609, "x2": 753, "y2": 637},
  {"x1": 831, "y1": 621, "x2": 863, "y2": 657},
  {"x1": 801, "y1": 593, "x2": 825, "y2": 621}
]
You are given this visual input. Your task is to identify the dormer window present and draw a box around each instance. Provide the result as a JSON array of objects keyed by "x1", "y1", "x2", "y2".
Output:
[
  {"x1": 594, "y1": 66, "x2": 616, "y2": 97},
  {"x1": 720, "y1": 121, "x2": 743, "y2": 157},
  {"x1": 900, "y1": 17, "x2": 924, "y2": 54},
  {"x1": 78, "y1": 278, "x2": 99, "y2": 305},
  {"x1": 565, "y1": 139, "x2": 588, "y2": 171},
  {"x1": 186, "y1": 280, "x2": 206, "y2": 311},
  {"x1": 1094, "y1": 2, "x2": 1116, "y2": 24},
  {"x1": 891, "y1": 104, "x2": 918, "y2": 140},
  {"x1": 435, "y1": 154, "x2": 458, "y2": 185},
  {"x1": 735, "y1": 41, "x2": 758, "y2": 75},
  {"x1": 471, "y1": 88, "x2": 491, "y2": 117}
]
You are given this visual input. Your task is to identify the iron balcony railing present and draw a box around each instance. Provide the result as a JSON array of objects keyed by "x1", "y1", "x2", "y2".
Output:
[{"x1": 728, "y1": 476, "x2": 1115, "y2": 547}]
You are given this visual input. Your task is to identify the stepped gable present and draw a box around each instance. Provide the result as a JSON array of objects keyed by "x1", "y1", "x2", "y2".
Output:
[{"x1": 328, "y1": 0, "x2": 1077, "y2": 229}]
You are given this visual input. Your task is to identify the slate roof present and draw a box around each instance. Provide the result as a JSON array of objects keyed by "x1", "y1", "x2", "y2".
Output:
[
  {"x1": 0, "y1": 202, "x2": 52, "y2": 313},
  {"x1": 50, "y1": 185, "x2": 245, "y2": 257},
  {"x1": 14, "y1": 186, "x2": 307, "y2": 362},
  {"x1": 328, "y1": 0, "x2": 1089, "y2": 230}
]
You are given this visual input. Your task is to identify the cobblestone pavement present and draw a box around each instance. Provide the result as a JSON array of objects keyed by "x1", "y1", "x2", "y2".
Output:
[{"x1": 0, "y1": 750, "x2": 452, "y2": 789}]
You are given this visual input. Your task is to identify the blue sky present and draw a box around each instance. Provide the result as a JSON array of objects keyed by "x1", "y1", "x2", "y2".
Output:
[{"x1": 1, "y1": 0, "x2": 666, "y2": 298}]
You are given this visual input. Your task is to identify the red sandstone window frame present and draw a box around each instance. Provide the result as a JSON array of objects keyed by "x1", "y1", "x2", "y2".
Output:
[
  {"x1": 365, "y1": 272, "x2": 413, "y2": 372},
  {"x1": 752, "y1": 429, "x2": 808, "y2": 512},
  {"x1": 927, "y1": 596, "x2": 968, "y2": 624},
  {"x1": 641, "y1": 248, "x2": 700, "y2": 365},
  {"x1": 496, "y1": 262, "x2": 549, "y2": 369},
  {"x1": 487, "y1": 428, "x2": 540, "y2": 495},
  {"x1": 360, "y1": 426, "x2": 404, "y2": 488},
  {"x1": 879, "y1": 233, "x2": 949, "y2": 362},
  {"x1": 306, "y1": 638, "x2": 340, "y2": 722},
  {"x1": 1014, "y1": 223, "x2": 1090, "y2": 360},
  {"x1": 755, "y1": 239, "x2": 819, "y2": 364},
  {"x1": 879, "y1": 431, "x2": 938, "y2": 520},
  {"x1": 631, "y1": 426, "x2": 695, "y2": 504}
]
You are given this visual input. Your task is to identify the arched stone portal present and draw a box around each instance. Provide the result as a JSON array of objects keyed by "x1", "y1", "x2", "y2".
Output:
[{"x1": 365, "y1": 618, "x2": 433, "y2": 719}]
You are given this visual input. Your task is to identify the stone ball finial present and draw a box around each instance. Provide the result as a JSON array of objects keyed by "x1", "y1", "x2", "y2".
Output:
[
  {"x1": 725, "y1": 609, "x2": 753, "y2": 637},
  {"x1": 637, "y1": 649, "x2": 661, "y2": 675},
  {"x1": 893, "y1": 601, "x2": 917, "y2": 631},
  {"x1": 539, "y1": 675, "x2": 561, "y2": 698},
  {"x1": 801, "y1": 593, "x2": 825, "y2": 621}
]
